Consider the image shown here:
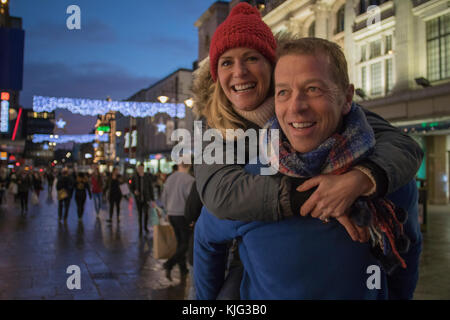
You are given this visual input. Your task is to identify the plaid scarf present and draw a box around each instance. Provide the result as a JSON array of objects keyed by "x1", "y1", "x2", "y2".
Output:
[{"x1": 264, "y1": 103, "x2": 410, "y2": 275}]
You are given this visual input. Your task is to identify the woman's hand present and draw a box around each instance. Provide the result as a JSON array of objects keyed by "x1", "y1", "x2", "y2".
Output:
[{"x1": 296, "y1": 169, "x2": 374, "y2": 221}]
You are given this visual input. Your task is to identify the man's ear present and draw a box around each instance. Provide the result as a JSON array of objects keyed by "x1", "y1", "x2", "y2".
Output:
[{"x1": 342, "y1": 84, "x2": 354, "y2": 115}]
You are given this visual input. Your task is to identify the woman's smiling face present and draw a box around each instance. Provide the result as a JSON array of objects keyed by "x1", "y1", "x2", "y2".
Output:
[{"x1": 217, "y1": 47, "x2": 272, "y2": 111}]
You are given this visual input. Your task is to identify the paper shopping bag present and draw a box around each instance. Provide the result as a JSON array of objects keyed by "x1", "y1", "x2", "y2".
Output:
[{"x1": 153, "y1": 224, "x2": 177, "y2": 259}]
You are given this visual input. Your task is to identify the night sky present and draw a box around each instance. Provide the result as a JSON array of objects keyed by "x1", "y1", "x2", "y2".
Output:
[{"x1": 9, "y1": 0, "x2": 220, "y2": 135}]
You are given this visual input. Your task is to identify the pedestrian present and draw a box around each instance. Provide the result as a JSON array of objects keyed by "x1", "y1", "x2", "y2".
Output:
[
  {"x1": 194, "y1": 35, "x2": 422, "y2": 299},
  {"x1": 74, "y1": 172, "x2": 92, "y2": 220},
  {"x1": 184, "y1": 181, "x2": 203, "y2": 299},
  {"x1": 0, "y1": 167, "x2": 7, "y2": 205},
  {"x1": 91, "y1": 167, "x2": 103, "y2": 215},
  {"x1": 56, "y1": 167, "x2": 74, "y2": 221},
  {"x1": 160, "y1": 160, "x2": 194, "y2": 281},
  {"x1": 130, "y1": 163, "x2": 154, "y2": 234},
  {"x1": 106, "y1": 167, "x2": 122, "y2": 223},
  {"x1": 46, "y1": 169, "x2": 55, "y2": 199},
  {"x1": 16, "y1": 170, "x2": 32, "y2": 214},
  {"x1": 32, "y1": 171, "x2": 43, "y2": 199},
  {"x1": 191, "y1": 3, "x2": 424, "y2": 299}
]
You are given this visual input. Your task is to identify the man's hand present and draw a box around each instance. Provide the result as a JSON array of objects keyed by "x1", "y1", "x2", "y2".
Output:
[
  {"x1": 296, "y1": 169, "x2": 374, "y2": 221},
  {"x1": 335, "y1": 215, "x2": 369, "y2": 243}
]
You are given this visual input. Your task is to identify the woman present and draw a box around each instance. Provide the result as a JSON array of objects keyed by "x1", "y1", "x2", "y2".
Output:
[
  {"x1": 74, "y1": 172, "x2": 92, "y2": 220},
  {"x1": 192, "y1": 3, "x2": 423, "y2": 298},
  {"x1": 91, "y1": 167, "x2": 103, "y2": 215},
  {"x1": 106, "y1": 167, "x2": 122, "y2": 223}
]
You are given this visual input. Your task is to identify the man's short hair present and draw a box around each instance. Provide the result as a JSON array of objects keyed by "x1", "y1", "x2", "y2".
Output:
[{"x1": 276, "y1": 37, "x2": 349, "y2": 91}]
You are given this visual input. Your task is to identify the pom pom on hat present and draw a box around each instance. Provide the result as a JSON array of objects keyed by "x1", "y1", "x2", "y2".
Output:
[{"x1": 209, "y1": 2, "x2": 276, "y2": 82}]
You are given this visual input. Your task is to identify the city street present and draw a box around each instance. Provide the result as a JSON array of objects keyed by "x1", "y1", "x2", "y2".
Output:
[{"x1": 0, "y1": 186, "x2": 188, "y2": 300}]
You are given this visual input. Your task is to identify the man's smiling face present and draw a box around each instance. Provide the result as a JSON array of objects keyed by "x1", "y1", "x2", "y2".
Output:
[{"x1": 274, "y1": 54, "x2": 352, "y2": 153}]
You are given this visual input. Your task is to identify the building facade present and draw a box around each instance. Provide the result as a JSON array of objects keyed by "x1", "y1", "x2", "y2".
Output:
[{"x1": 117, "y1": 68, "x2": 195, "y2": 174}]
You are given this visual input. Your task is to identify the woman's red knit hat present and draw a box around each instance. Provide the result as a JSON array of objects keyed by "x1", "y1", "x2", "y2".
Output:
[{"x1": 209, "y1": 2, "x2": 277, "y2": 82}]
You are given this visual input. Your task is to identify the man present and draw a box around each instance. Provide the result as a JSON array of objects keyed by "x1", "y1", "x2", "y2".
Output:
[
  {"x1": 160, "y1": 160, "x2": 195, "y2": 281},
  {"x1": 194, "y1": 38, "x2": 422, "y2": 300},
  {"x1": 130, "y1": 164, "x2": 154, "y2": 234},
  {"x1": 56, "y1": 167, "x2": 74, "y2": 221},
  {"x1": 46, "y1": 169, "x2": 55, "y2": 199}
]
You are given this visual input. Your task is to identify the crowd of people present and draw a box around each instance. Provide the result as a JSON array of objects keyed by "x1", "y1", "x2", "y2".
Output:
[{"x1": 0, "y1": 165, "x2": 171, "y2": 227}]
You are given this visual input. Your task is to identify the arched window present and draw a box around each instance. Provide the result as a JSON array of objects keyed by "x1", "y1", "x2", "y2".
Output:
[
  {"x1": 308, "y1": 22, "x2": 315, "y2": 37},
  {"x1": 336, "y1": 5, "x2": 345, "y2": 34}
]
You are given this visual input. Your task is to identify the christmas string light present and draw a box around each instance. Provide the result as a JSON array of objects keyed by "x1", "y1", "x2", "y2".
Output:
[
  {"x1": 33, "y1": 96, "x2": 186, "y2": 118},
  {"x1": 32, "y1": 134, "x2": 109, "y2": 144}
]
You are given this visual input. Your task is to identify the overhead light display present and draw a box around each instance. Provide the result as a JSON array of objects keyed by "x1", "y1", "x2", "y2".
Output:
[
  {"x1": 32, "y1": 134, "x2": 108, "y2": 144},
  {"x1": 33, "y1": 96, "x2": 186, "y2": 118}
]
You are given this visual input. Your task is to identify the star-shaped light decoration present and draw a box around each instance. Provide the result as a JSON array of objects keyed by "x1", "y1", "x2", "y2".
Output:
[
  {"x1": 56, "y1": 118, "x2": 67, "y2": 129},
  {"x1": 156, "y1": 122, "x2": 166, "y2": 133}
]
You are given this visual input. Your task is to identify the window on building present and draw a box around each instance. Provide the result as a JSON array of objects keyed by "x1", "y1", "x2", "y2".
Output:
[
  {"x1": 359, "y1": 0, "x2": 389, "y2": 15},
  {"x1": 370, "y1": 62, "x2": 382, "y2": 95},
  {"x1": 426, "y1": 13, "x2": 450, "y2": 82},
  {"x1": 336, "y1": 5, "x2": 345, "y2": 34},
  {"x1": 385, "y1": 58, "x2": 393, "y2": 93},
  {"x1": 370, "y1": 39, "x2": 382, "y2": 59},
  {"x1": 385, "y1": 34, "x2": 392, "y2": 54},
  {"x1": 361, "y1": 45, "x2": 367, "y2": 62},
  {"x1": 361, "y1": 66, "x2": 367, "y2": 92},
  {"x1": 308, "y1": 22, "x2": 315, "y2": 38}
]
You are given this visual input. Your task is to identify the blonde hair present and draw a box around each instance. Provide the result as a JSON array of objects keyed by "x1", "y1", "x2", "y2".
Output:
[{"x1": 202, "y1": 81, "x2": 252, "y2": 137}]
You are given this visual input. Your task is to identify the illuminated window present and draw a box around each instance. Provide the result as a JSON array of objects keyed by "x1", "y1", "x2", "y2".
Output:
[
  {"x1": 336, "y1": 5, "x2": 345, "y2": 34},
  {"x1": 426, "y1": 13, "x2": 450, "y2": 81},
  {"x1": 385, "y1": 59, "x2": 393, "y2": 93},
  {"x1": 370, "y1": 40, "x2": 382, "y2": 59},
  {"x1": 370, "y1": 62, "x2": 382, "y2": 95}
]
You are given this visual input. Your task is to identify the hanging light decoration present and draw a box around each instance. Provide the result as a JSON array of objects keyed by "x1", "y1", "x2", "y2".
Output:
[
  {"x1": 33, "y1": 96, "x2": 186, "y2": 118},
  {"x1": 32, "y1": 134, "x2": 108, "y2": 144}
]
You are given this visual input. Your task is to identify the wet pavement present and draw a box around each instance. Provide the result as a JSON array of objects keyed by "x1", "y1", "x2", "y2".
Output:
[
  {"x1": 0, "y1": 185, "x2": 448, "y2": 300},
  {"x1": 0, "y1": 186, "x2": 189, "y2": 300}
]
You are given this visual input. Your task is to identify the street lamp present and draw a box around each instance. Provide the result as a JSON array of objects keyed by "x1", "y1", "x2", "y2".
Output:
[
  {"x1": 184, "y1": 98, "x2": 194, "y2": 108},
  {"x1": 116, "y1": 131, "x2": 122, "y2": 137},
  {"x1": 157, "y1": 95, "x2": 169, "y2": 103}
]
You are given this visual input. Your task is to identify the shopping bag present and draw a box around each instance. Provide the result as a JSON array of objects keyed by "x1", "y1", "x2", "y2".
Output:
[
  {"x1": 153, "y1": 223, "x2": 177, "y2": 259},
  {"x1": 8, "y1": 182, "x2": 18, "y2": 195},
  {"x1": 31, "y1": 192, "x2": 39, "y2": 205},
  {"x1": 119, "y1": 183, "x2": 130, "y2": 196},
  {"x1": 57, "y1": 189, "x2": 68, "y2": 200}
]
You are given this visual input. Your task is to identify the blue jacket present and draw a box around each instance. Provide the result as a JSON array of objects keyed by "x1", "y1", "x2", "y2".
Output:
[{"x1": 194, "y1": 167, "x2": 421, "y2": 299}]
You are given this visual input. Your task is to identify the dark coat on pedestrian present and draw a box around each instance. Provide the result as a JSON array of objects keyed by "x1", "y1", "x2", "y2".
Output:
[
  {"x1": 130, "y1": 173, "x2": 154, "y2": 203},
  {"x1": 184, "y1": 181, "x2": 203, "y2": 266},
  {"x1": 17, "y1": 174, "x2": 32, "y2": 193},
  {"x1": 56, "y1": 174, "x2": 74, "y2": 196},
  {"x1": 75, "y1": 175, "x2": 92, "y2": 201},
  {"x1": 106, "y1": 176, "x2": 122, "y2": 201}
]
